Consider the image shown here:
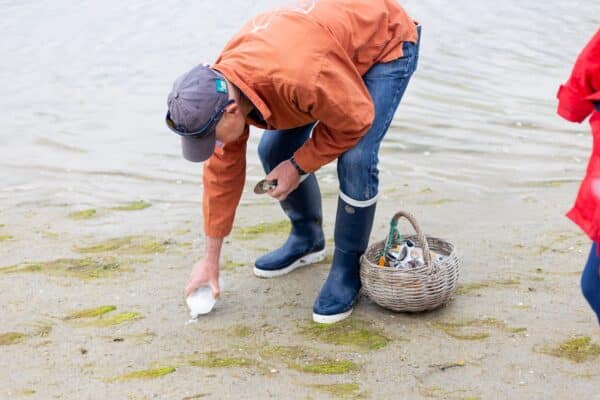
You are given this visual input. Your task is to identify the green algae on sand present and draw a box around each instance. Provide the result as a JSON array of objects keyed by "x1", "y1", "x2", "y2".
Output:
[
  {"x1": 431, "y1": 318, "x2": 526, "y2": 341},
  {"x1": 419, "y1": 385, "x2": 477, "y2": 399},
  {"x1": 300, "y1": 319, "x2": 389, "y2": 351},
  {"x1": 260, "y1": 345, "x2": 359, "y2": 375},
  {"x1": 309, "y1": 383, "x2": 361, "y2": 398},
  {"x1": 296, "y1": 360, "x2": 357, "y2": 374},
  {"x1": 112, "y1": 200, "x2": 152, "y2": 211},
  {"x1": 64, "y1": 305, "x2": 117, "y2": 320},
  {"x1": 182, "y1": 394, "x2": 210, "y2": 400},
  {"x1": 523, "y1": 179, "x2": 577, "y2": 188},
  {"x1": 0, "y1": 235, "x2": 14, "y2": 241},
  {"x1": 0, "y1": 257, "x2": 128, "y2": 279},
  {"x1": 109, "y1": 366, "x2": 176, "y2": 382},
  {"x1": 455, "y1": 278, "x2": 520, "y2": 295},
  {"x1": 0, "y1": 332, "x2": 27, "y2": 346},
  {"x1": 40, "y1": 230, "x2": 59, "y2": 239},
  {"x1": 234, "y1": 220, "x2": 290, "y2": 240},
  {"x1": 88, "y1": 312, "x2": 143, "y2": 327},
  {"x1": 16, "y1": 389, "x2": 36, "y2": 396},
  {"x1": 222, "y1": 259, "x2": 247, "y2": 272},
  {"x1": 417, "y1": 198, "x2": 455, "y2": 206},
  {"x1": 538, "y1": 336, "x2": 600, "y2": 363},
  {"x1": 229, "y1": 325, "x2": 252, "y2": 338},
  {"x1": 33, "y1": 321, "x2": 53, "y2": 337},
  {"x1": 68, "y1": 209, "x2": 97, "y2": 220},
  {"x1": 188, "y1": 352, "x2": 254, "y2": 368},
  {"x1": 73, "y1": 235, "x2": 168, "y2": 255}
]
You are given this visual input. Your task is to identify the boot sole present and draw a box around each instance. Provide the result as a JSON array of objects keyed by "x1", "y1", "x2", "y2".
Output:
[
  {"x1": 253, "y1": 249, "x2": 326, "y2": 278},
  {"x1": 312, "y1": 308, "x2": 353, "y2": 324}
]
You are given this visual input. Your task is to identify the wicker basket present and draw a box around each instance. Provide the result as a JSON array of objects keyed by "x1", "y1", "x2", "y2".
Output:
[{"x1": 360, "y1": 211, "x2": 460, "y2": 312}]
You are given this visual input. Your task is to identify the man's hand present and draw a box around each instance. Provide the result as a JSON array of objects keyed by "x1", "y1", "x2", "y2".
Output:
[
  {"x1": 265, "y1": 160, "x2": 301, "y2": 201},
  {"x1": 184, "y1": 236, "x2": 223, "y2": 298}
]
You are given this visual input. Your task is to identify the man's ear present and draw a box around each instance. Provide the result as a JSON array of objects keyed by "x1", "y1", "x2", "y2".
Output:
[{"x1": 225, "y1": 101, "x2": 239, "y2": 114}]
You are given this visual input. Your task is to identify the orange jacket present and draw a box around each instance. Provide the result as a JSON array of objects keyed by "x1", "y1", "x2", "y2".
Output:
[{"x1": 204, "y1": 0, "x2": 418, "y2": 237}]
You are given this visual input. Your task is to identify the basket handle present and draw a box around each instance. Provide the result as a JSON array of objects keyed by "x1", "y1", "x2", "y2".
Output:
[{"x1": 388, "y1": 211, "x2": 435, "y2": 274}]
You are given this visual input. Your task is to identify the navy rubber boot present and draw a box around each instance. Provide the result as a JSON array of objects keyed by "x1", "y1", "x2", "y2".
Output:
[
  {"x1": 253, "y1": 174, "x2": 326, "y2": 278},
  {"x1": 313, "y1": 197, "x2": 376, "y2": 323}
]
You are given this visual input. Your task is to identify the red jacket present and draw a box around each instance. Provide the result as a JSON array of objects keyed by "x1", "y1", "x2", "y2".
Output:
[{"x1": 557, "y1": 29, "x2": 600, "y2": 242}]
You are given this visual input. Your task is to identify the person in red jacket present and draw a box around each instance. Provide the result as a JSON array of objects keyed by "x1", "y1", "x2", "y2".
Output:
[{"x1": 557, "y1": 29, "x2": 600, "y2": 324}]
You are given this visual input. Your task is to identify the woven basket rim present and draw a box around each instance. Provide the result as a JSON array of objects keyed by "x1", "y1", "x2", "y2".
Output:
[{"x1": 362, "y1": 236, "x2": 456, "y2": 274}]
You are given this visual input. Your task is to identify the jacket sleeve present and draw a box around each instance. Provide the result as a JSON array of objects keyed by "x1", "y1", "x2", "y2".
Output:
[
  {"x1": 292, "y1": 54, "x2": 375, "y2": 173},
  {"x1": 202, "y1": 125, "x2": 249, "y2": 238},
  {"x1": 557, "y1": 29, "x2": 600, "y2": 123}
]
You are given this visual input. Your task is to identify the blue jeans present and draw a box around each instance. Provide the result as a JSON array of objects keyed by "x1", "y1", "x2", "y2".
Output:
[
  {"x1": 257, "y1": 26, "x2": 421, "y2": 203},
  {"x1": 582, "y1": 243, "x2": 600, "y2": 324}
]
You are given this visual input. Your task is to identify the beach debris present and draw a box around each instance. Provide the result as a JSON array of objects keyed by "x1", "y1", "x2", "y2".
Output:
[
  {"x1": 254, "y1": 179, "x2": 278, "y2": 194},
  {"x1": 186, "y1": 286, "x2": 216, "y2": 317},
  {"x1": 104, "y1": 331, "x2": 156, "y2": 344},
  {"x1": 379, "y1": 216, "x2": 401, "y2": 266},
  {"x1": 385, "y1": 239, "x2": 446, "y2": 270},
  {"x1": 379, "y1": 233, "x2": 446, "y2": 269},
  {"x1": 386, "y1": 240, "x2": 425, "y2": 269},
  {"x1": 429, "y1": 360, "x2": 466, "y2": 371},
  {"x1": 186, "y1": 278, "x2": 224, "y2": 319},
  {"x1": 182, "y1": 395, "x2": 210, "y2": 400}
]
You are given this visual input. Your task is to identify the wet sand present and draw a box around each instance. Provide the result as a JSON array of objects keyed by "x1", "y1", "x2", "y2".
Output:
[{"x1": 1, "y1": 179, "x2": 599, "y2": 399}]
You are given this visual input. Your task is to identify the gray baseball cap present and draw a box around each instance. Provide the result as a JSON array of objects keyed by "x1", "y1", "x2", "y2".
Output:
[{"x1": 166, "y1": 65, "x2": 231, "y2": 162}]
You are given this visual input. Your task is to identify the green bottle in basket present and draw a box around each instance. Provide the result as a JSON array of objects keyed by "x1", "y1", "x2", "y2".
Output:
[{"x1": 378, "y1": 217, "x2": 402, "y2": 267}]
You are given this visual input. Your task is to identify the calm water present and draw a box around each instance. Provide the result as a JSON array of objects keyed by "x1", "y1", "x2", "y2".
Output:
[{"x1": 0, "y1": 0, "x2": 598, "y2": 208}]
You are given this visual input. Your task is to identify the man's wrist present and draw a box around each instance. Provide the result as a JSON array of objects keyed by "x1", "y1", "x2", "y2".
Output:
[
  {"x1": 204, "y1": 236, "x2": 224, "y2": 262},
  {"x1": 289, "y1": 156, "x2": 307, "y2": 176}
]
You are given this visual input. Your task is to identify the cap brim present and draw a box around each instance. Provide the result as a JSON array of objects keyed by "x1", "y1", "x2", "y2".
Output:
[{"x1": 181, "y1": 131, "x2": 217, "y2": 162}]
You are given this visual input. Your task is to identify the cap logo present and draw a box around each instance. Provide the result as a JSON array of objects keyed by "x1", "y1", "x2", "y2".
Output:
[{"x1": 215, "y1": 79, "x2": 228, "y2": 94}]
